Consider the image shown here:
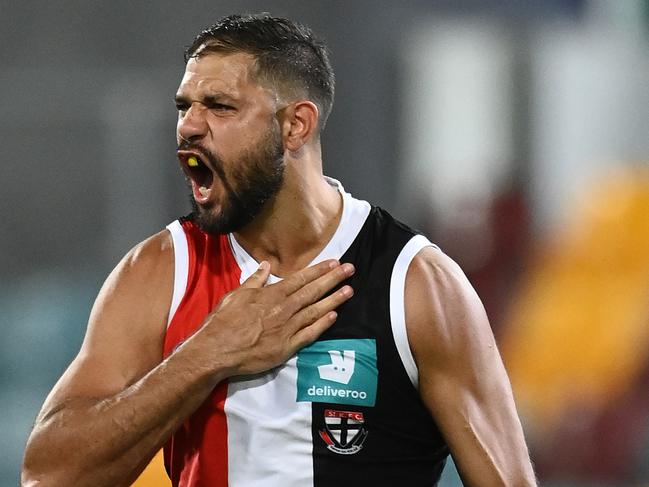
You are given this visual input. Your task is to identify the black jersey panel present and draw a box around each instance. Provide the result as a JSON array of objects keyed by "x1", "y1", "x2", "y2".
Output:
[{"x1": 311, "y1": 207, "x2": 449, "y2": 486}]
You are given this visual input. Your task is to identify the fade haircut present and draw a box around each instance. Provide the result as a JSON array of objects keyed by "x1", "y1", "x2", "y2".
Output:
[{"x1": 185, "y1": 13, "x2": 335, "y2": 132}]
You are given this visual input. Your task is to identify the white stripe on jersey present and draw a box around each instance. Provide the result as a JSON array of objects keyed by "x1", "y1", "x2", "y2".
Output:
[
  {"x1": 166, "y1": 219, "x2": 190, "y2": 328},
  {"x1": 225, "y1": 179, "x2": 370, "y2": 486},
  {"x1": 389, "y1": 234, "x2": 437, "y2": 389}
]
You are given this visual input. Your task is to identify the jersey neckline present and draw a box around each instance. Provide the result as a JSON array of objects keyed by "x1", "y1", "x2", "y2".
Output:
[{"x1": 227, "y1": 177, "x2": 371, "y2": 284}]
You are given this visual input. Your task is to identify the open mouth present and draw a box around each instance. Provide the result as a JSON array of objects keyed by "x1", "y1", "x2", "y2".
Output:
[{"x1": 177, "y1": 150, "x2": 215, "y2": 204}]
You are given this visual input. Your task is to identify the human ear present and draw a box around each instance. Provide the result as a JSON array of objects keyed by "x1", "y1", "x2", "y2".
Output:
[{"x1": 280, "y1": 101, "x2": 319, "y2": 151}]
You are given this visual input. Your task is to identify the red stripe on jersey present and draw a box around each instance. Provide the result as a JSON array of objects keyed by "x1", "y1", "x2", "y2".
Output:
[{"x1": 163, "y1": 219, "x2": 241, "y2": 487}]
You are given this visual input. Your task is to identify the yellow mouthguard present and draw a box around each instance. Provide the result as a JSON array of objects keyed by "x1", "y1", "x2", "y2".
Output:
[{"x1": 188, "y1": 156, "x2": 199, "y2": 167}]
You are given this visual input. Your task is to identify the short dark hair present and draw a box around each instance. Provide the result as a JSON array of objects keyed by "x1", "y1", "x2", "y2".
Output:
[{"x1": 185, "y1": 13, "x2": 335, "y2": 132}]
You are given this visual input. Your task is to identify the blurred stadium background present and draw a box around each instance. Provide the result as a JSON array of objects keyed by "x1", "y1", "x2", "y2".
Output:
[{"x1": 2, "y1": 0, "x2": 649, "y2": 485}]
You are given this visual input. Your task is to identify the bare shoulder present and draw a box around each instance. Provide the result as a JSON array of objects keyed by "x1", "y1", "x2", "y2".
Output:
[
  {"x1": 403, "y1": 246, "x2": 537, "y2": 486},
  {"x1": 404, "y1": 246, "x2": 495, "y2": 370},
  {"x1": 101, "y1": 229, "x2": 173, "y2": 300},
  {"x1": 105, "y1": 229, "x2": 174, "y2": 289},
  {"x1": 86, "y1": 229, "x2": 174, "y2": 351},
  {"x1": 39, "y1": 230, "x2": 175, "y2": 418},
  {"x1": 84, "y1": 228, "x2": 175, "y2": 371}
]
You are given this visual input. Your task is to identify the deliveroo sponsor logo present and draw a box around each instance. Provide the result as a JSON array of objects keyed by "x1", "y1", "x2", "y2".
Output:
[{"x1": 297, "y1": 339, "x2": 377, "y2": 407}]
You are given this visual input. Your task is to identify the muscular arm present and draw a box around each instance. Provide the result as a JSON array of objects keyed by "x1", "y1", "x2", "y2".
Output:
[
  {"x1": 405, "y1": 247, "x2": 536, "y2": 486},
  {"x1": 22, "y1": 231, "x2": 354, "y2": 487}
]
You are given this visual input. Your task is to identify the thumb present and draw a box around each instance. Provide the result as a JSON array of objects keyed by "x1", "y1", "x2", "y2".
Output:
[{"x1": 241, "y1": 261, "x2": 271, "y2": 289}]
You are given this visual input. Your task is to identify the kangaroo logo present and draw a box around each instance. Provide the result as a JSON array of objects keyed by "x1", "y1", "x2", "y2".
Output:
[
  {"x1": 296, "y1": 339, "x2": 377, "y2": 407},
  {"x1": 318, "y1": 350, "x2": 355, "y2": 384}
]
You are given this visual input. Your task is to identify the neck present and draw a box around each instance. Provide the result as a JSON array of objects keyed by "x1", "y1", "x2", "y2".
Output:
[{"x1": 233, "y1": 158, "x2": 343, "y2": 276}]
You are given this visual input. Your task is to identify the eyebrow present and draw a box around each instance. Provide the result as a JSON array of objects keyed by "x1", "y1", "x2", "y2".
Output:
[
  {"x1": 174, "y1": 94, "x2": 188, "y2": 106},
  {"x1": 174, "y1": 92, "x2": 237, "y2": 106}
]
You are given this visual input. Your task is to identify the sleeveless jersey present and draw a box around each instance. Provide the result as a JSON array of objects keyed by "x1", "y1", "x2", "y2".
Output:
[{"x1": 163, "y1": 181, "x2": 449, "y2": 486}]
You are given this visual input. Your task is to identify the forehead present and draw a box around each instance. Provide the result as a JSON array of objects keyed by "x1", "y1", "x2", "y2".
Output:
[{"x1": 177, "y1": 51, "x2": 269, "y2": 99}]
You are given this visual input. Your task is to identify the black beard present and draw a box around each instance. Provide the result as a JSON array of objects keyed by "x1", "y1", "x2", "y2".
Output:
[{"x1": 185, "y1": 128, "x2": 285, "y2": 235}]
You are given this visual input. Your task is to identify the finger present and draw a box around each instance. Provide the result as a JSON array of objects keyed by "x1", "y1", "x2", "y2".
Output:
[
  {"x1": 276, "y1": 259, "x2": 341, "y2": 295},
  {"x1": 286, "y1": 263, "x2": 355, "y2": 311},
  {"x1": 289, "y1": 284, "x2": 353, "y2": 332},
  {"x1": 290, "y1": 311, "x2": 339, "y2": 350},
  {"x1": 240, "y1": 261, "x2": 271, "y2": 289}
]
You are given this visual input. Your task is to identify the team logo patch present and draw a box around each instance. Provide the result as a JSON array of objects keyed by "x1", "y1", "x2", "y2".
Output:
[
  {"x1": 296, "y1": 339, "x2": 377, "y2": 407},
  {"x1": 319, "y1": 409, "x2": 368, "y2": 455}
]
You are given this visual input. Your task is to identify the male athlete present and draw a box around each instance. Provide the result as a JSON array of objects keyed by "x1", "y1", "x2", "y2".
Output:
[{"x1": 22, "y1": 14, "x2": 536, "y2": 487}]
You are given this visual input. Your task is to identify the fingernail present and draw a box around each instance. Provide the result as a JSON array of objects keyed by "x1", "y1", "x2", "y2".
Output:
[
  {"x1": 259, "y1": 261, "x2": 270, "y2": 271},
  {"x1": 342, "y1": 263, "x2": 355, "y2": 275},
  {"x1": 329, "y1": 311, "x2": 338, "y2": 320},
  {"x1": 328, "y1": 260, "x2": 340, "y2": 269},
  {"x1": 341, "y1": 285, "x2": 353, "y2": 297}
]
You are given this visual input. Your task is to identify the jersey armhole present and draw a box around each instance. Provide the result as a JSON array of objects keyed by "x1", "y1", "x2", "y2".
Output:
[
  {"x1": 389, "y1": 234, "x2": 437, "y2": 389},
  {"x1": 166, "y1": 220, "x2": 189, "y2": 328}
]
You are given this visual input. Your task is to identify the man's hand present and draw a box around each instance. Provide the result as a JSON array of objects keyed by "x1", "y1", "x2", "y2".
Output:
[{"x1": 191, "y1": 259, "x2": 355, "y2": 378}]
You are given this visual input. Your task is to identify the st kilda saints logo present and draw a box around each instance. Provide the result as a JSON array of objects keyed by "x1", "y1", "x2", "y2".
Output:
[{"x1": 319, "y1": 409, "x2": 368, "y2": 455}]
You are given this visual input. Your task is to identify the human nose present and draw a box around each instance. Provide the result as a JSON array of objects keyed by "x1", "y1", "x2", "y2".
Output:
[{"x1": 177, "y1": 103, "x2": 208, "y2": 141}]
